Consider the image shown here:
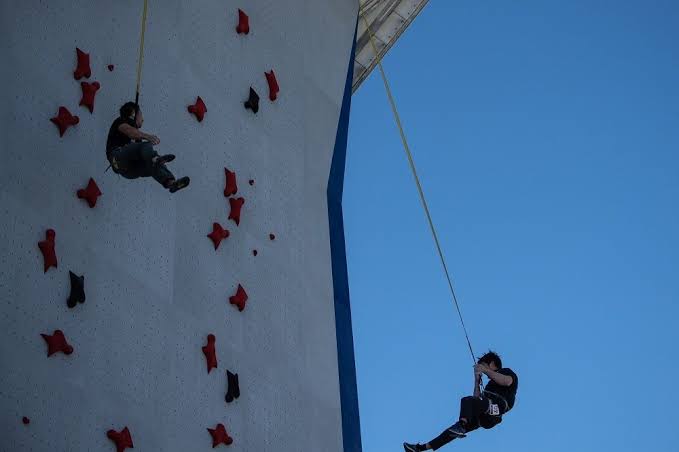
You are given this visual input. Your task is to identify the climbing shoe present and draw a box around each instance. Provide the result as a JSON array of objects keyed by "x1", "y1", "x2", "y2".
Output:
[
  {"x1": 403, "y1": 443, "x2": 422, "y2": 452},
  {"x1": 169, "y1": 176, "x2": 190, "y2": 193},
  {"x1": 154, "y1": 154, "x2": 175, "y2": 165}
]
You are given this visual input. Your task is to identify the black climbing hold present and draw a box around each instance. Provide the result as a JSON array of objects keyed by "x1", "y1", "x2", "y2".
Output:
[
  {"x1": 67, "y1": 271, "x2": 85, "y2": 309},
  {"x1": 244, "y1": 87, "x2": 259, "y2": 114},
  {"x1": 225, "y1": 370, "x2": 240, "y2": 403}
]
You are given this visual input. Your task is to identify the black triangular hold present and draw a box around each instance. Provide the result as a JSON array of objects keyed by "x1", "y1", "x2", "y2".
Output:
[
  {"x1": 244, "y1": 87, "x2": 260, "y2": 114},
  {"x1": 225, "y1": 370, "x2": 240, "y2": 403},
  {"x1": 67, "y1": 271, "x2": 86, "y2": 308}
]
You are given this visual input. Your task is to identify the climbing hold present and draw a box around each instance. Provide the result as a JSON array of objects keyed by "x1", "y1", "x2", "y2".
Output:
[
  {"x1": 22, "y1": 417, "x2": 30, "y2": 425},
  {"x1": 252, "y1": 250, "x2": 257, "y2": 256},
  {"x1": 38, "y1": 229, "x2": 57, "y2": 273},
  {"x1": 223, "y1": 168, "x2": 238, "y2": 197},
  {"x1": 66, "y1": 271, "x2": 86, "y2": 309},
  {"x1": 265, "y1": 70, "x2": 279, "y2": 101},
  {"x1": 107, "y1": 64, "x2": 114, "y2": 72},
  {"x1": 228, "y1": 198, "x2": 245, "y2": 226},
  {"x1": 41, "y1": 330, "x2": 73, "y2": 356},
  {"x1": 248, "y1": 179, "x2": 254, "y2": 186},
  {"x1": 236, "y1": 9, "x2": 249, "y2": 35},
  {"x1": 225, "y1": 370, "x2": 240, "y2": 403},
  {"x1": 207, "y1": 423, "x2": 233, "y2": 447},
  {"x1": 107, "y1": 426, "x2": 134, "y2": 452},
  {"x1": 79, "y1": 81, "x2": 101, "y2": 113},
  {"x1": 50, "y1": 107, "x2": 79, "y2": 137},
  {"x1": 269, "y1": 234, "x2": 276, "y2": 241},
  {"x1": 229, "y1": 284, "x2": 248, "y2": 312},
  {"x1": 77, "y1": 177, "x2": 102, "y2": 208},
  {"x1": 202, "y1": 334, "x2": 218, "y2": 374},
  {"x1": 73, "y1": 47, "x2": 91, "y2": 80},
  {"x1": 188, "y1": 96, "x2": 207, "y2": 122},
  {"x1": 244, "y1": 87, "x2": 259, "y2": 114},
  {"x1": 207, "y1": 223, "x2": 230, "y2": 250}
]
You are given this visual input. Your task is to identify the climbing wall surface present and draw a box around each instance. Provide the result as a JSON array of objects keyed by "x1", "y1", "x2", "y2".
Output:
[{"x1": 0, "y1": 0, "x2": 359, "y2": 451}]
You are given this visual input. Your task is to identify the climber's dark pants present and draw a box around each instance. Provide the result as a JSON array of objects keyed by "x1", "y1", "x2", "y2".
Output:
[
  {"x1": 427, "y1": 396, "x2": 502, "y2": 450},
  {"x1": 110, "y1": 141, "x2": 174, "y2": 186}
]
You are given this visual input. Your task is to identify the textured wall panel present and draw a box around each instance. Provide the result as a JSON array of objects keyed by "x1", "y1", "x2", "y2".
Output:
[{"x1": 0, "y1": 0, "x2": 358, "y2": 450}]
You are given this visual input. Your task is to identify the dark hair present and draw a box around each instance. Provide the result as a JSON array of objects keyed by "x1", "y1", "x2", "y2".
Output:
[
  {"x1": 119, "y1": 102, "x2": 139, "y2": 118},
  {"x1": 478, "y1": 350, "x2": 502, "y2": 369}
]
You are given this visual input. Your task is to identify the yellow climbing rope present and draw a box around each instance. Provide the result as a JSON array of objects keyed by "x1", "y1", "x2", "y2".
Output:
[
  {"x1": 362, "y1": 16, "x2": 477, "y2": 363},
  {"x1": 135, "y1": 0, "x2": 149, "y2": 105}
]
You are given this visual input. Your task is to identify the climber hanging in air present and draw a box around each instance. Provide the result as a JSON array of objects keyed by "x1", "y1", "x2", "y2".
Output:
[
  {"x1": 106, "y1": 102, "x2": 190, "y2": 192},
  {"x1": 403, "y1": 351, "x2": 518, "y2": 451}
]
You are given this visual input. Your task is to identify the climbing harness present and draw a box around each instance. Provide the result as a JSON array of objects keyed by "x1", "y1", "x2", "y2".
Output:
[
  {"x1": 362, "y1": 17, "x2": 477, "y2": 364},
  {"x1": 135, "y1": 0, "x2": 149, "y2": 105}
]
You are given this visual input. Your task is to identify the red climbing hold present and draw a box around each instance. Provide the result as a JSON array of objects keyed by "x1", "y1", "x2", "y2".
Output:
[
  {"x1": 77, "y1": 177, "x2": 102, "y2": 208},
  {"x1": 265, "y1": 70, "x2": 279, "y2": 101},
  {"x1": 207, "y1": 223, "x2": 230, "y2": 250},
  {"x1": 73, "y1": 47, "x2": 91, "y2": 80},
  {"x1": 22, "y1": 417, "x2": 30, "y2": 425},
  {"x1": 202, "y1": 334, "x2": 218, "y2": 374},
  {"x1": 236, "y1": 9, "x2": 249, "y2": 34},
  {"x1": 79, "y1": 81, "x2": 101, "y2": 113},
  {"x1": 207, "y1": 423, "x2": 233, "y2": 447},
  {"x1": 50, "y1": 107, "x2": 79, "y2": 137},
  {"x1": 41, "y1": 330, "x2": 73, "y2": 356},
  {"x1": 188, "y1": 96, "x2": 207, "y2": 122},
  {"x1": 269, "y1": 234, "x2": 276, "y2": 241},
  {"x1": 223, "y1": 168, "x2": 238, "y2": 197},
  {"x1": 228, "y1": 197, "x2": 245, "y2": 226},
  {"x1": 229, "y1": 284, "x2": 248, "y2": 312},
  {"x1": 107, "y1": 64, "x2": 114, "y2": 72},
  {"x1": 107, "y1": 426, "x2": 134, "y2": 452},
  {"x1": 38, "y1": 229, "x2": 57, "y2": 272}
]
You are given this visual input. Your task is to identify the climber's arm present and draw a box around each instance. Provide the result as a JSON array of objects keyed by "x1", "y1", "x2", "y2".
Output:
[{"x1": 119, "y1": 123, "x2": 160, "y2": 145}]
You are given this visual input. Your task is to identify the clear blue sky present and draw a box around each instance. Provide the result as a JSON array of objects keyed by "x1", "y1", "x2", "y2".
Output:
[{"x1": 344, "y1": 1, "x2": 679, "y2": 451}]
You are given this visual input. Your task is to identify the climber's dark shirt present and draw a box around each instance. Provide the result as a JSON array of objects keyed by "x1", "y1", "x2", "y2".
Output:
[{"x1": 106, "y1": 117, "x2": 137, "y2": 158}]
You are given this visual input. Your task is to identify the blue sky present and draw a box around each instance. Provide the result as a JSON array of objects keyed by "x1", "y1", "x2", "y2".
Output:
[{"x1": 344, "y1": 1, "x2": 679, "y2": 451}]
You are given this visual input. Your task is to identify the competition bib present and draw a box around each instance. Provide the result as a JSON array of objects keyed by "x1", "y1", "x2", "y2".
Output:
[{"x1": 489, "y1": 403, "x2": 500, "y2": 416}]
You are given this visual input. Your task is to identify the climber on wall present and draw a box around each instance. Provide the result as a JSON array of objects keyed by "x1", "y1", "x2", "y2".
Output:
[
  {"x1": 403, "y1": 351, "x2": 518, "y2": 451},
  {"x1": 106, "y1": 102, "x2": 190, "y2": 192}
]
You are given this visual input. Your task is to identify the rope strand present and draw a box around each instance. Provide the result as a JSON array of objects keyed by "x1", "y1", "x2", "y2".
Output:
[
  {"x1": 135, "y1": 0, "x2": 149, "y2": 105},
  {"x1": 361, "y1": 16, "x2": 477, "y2": 364}
]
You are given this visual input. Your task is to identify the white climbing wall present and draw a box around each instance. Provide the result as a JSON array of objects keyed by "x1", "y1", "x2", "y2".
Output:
[{"x1": 0, "y1": 0, "x2": 359, "y2": 450}]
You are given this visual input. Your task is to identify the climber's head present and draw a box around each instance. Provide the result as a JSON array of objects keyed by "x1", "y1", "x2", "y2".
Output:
[
  {"x1": 478, "y1": 351, "x2": 502, "y2": 371},
  {"x1": 119, "y1": 102, "x2": 143, "y2": 127}
]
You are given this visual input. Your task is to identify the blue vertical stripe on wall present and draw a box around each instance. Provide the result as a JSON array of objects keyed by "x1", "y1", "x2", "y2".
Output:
[{"x1": 327, "y1": 20, "x2": 362, "y2": 452}]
